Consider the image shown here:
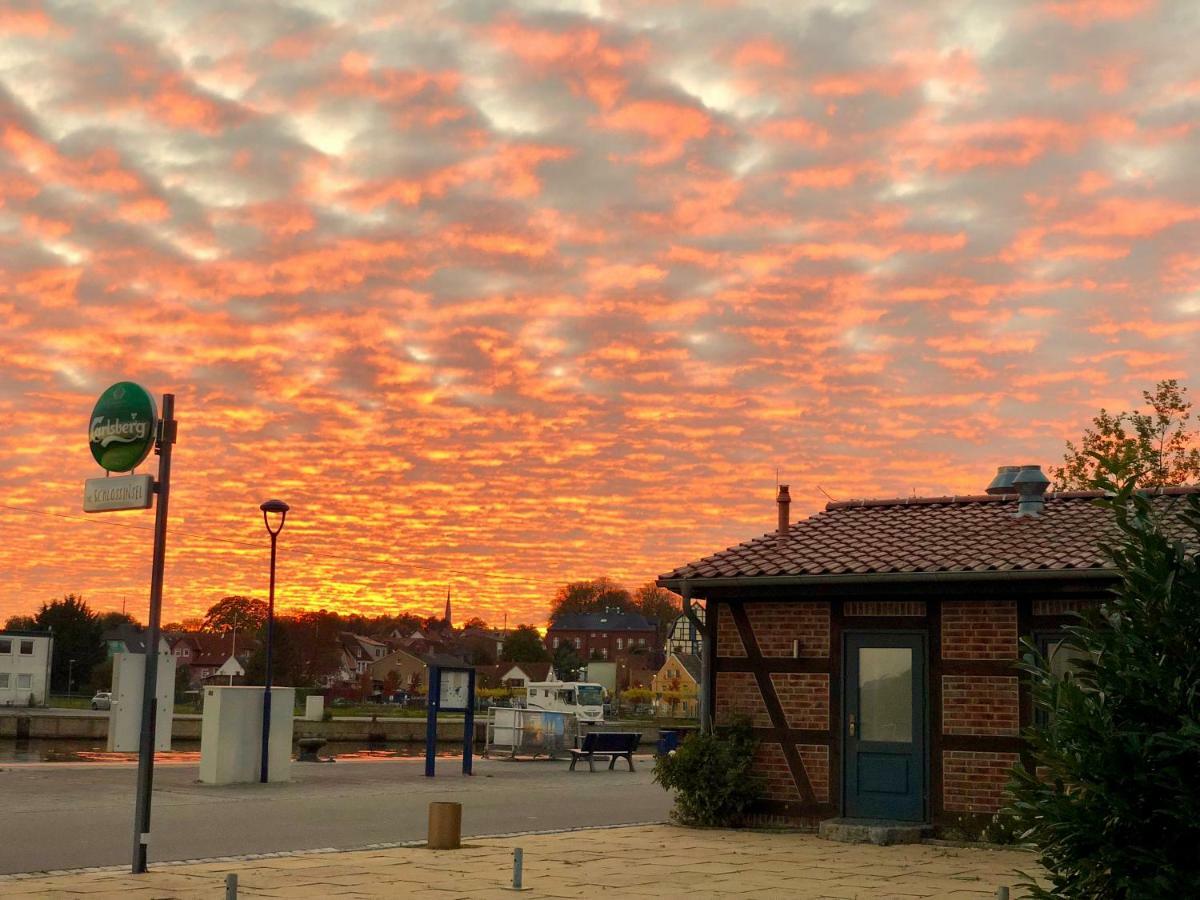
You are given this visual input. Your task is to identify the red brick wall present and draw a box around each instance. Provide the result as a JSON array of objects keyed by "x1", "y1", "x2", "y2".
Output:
[
  {"x1": 1033, "y1": 599, "x2": 1097, "y2": 616},
  {"x1": 715, "y1": 603, "x2": 746, "y2": 657},
  {"x1": 942, "y1": 675, "x2": 1019, "y2": 736},
  {"x1": 943, "y1": 751, "x2": 1020, "y2": 813},
  {"x1": 798, "y1": 744, "x2": 829, "y2": 802},
  {"x1": 745, "y1": 602, "x2": 830, "y2": 657},
  {"x1": 844, "y1": 601, "x2": 927, "y2": 617},
  {"x1": 942, "y1": 600, "x2": 1017, "y2": 659},
  {"x1": 754, "y1": 741, "x2": 801, "y2": 801},
  {"x1": 715, "y1": 672, "x2": 770, "y2": 727},
  {"x1": 769, "y1": 673, "x2": 829, "y2": 730}
]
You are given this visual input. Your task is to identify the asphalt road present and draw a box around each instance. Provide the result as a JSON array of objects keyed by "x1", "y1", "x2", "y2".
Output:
[{"x1": 0, "y1": 755, "x2": 672, "y2": 874}]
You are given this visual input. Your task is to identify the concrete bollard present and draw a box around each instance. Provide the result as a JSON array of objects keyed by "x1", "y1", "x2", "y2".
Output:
[
  {"x1": 225, "y1": 873, "x2": 238, "y2": 899},
  {"x1": 996, "y1": 888, "x2": 1009, "y2": 900},
  {"x1": 512, "y1": 847, "x2": 524, "y2": 889},
  {"x1": 427, "y1": 802, "x2": 462, "y2": 850}
]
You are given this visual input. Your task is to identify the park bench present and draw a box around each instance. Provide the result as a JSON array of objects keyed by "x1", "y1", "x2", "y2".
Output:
[{"x1": 569, "y1": 731, "x2": 641, "y2": 772}]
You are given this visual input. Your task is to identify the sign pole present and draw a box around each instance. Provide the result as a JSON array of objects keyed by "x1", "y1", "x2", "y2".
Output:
[
  {"x1": 462, "y1": 667, "x2": 475, "y2": 776},
  {"x1": 131, "y1": 393, "x2": 176, "y2": 874},
  {"x1": 425, "y1": 666, "x2": 440, "y2": 777}
]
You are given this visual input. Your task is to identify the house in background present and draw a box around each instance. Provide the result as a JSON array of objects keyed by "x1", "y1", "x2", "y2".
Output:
[
  {"x1": 367, "y1": 647, "x2": 428, "y2": 696},
  {"x1": 664, "y1": 609, "x2": 704, "y2": 657},
  {"x1": 168, "y1": 632, "x2": 256, "y2": 686},
  {"x1": 104, "y1": 624, "x2": 170, "y2": 658},
  {"x1": 336, "y1": 632, "x2": 391, "y2": 683},
  {"x1": 473, "y1": 661, "x2": 554, "y2": 690},
  {"x1": 651, "y1": 652, "x2": 701, "y2": 717},
  {"x1": 657, "y1": 468, "x2": 1200, "y2": 827},
  {"x1": 545, "y1": 610, "x2": 657, "y2": 665},
  {"x1": 0, "y1": 630, "x2": 53, "y2": 706}
]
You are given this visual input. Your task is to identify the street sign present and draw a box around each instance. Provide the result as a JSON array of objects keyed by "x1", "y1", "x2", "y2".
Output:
[
  {"x1": 83, "y1": 474, "x2": 154, "y2": 513},
  {"x1": 89, "y1": 382, "x2": 158, "y2": 472}
]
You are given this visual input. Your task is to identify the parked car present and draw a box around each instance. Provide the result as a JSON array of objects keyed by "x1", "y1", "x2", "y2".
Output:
[{"x1": 91, "y1": 691, "x2": 112, "y2": 710}]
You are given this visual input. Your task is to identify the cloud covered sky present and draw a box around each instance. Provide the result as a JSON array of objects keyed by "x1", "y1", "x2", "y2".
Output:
[{"x1": 1, "y1": 0, "x2": 1198, "y2": 626}]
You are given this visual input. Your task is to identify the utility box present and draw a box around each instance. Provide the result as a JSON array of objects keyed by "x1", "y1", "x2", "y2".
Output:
[
  {"x1": 108, "y1": 651, "x2": 175, "y2": 752},
  {"x1": 304, "y1": 695, "x2": 324, "y2": 721},
  {"x1": 199, "y1": 686, "x2": 294, "y2": 784}
]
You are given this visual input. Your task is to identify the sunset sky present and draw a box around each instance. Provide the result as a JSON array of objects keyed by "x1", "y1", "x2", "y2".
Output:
[{"x1": 1, "y1": 0, "x2": 1198, "y2": 627}]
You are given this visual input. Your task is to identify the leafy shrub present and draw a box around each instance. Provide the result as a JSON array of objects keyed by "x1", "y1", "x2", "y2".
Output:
[
  {"x1": 1006, "y1": 478, "x2": 1200, "y2": 897},
  {"x1": 940, "y1": 812, "x2": 1023, "y2": 846},
  {"x1": 653, "y1": 722, "x2": 763, "y2": 827}
]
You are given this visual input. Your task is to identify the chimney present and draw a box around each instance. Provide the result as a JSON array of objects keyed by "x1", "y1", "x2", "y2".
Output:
[
  {"x1": 776, "y1": 484, "x2": 791, "y2": 534},
  {"x1": 1013, "y1": 465, "x2": 1050, "y2": 517},
  {"x1": 985, "y1": 465, "x2": 1021, "y2": 495}
]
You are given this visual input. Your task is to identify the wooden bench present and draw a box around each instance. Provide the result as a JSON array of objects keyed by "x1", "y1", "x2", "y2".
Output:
[{"x1": 569, "y1": 731, "x2": 641, "y2": 772}]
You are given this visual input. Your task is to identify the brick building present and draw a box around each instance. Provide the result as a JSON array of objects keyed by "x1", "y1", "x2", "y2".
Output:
[
  {"x1": 545, "y1": 610, "x2": 657, "y2": 666},
  {"x1": 657, "y1": 467, "x2": 1200, "y2": 827}
]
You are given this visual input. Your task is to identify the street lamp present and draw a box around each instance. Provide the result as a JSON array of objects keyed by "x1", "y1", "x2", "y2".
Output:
[
  {"x1": 259, "y1": 498, "x2": 289, "y2": 783},
  {"x1": 68, "y1": 658, "x2": 76, "y2": 699}
]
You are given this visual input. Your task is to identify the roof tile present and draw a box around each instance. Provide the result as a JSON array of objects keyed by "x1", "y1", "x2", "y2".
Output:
[{"x1": 660, "y1": 488, "x2": 1200, "y2": 582}]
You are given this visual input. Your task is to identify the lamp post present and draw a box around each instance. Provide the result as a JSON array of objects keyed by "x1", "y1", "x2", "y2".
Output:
[
  {"x1": 68, "y1": 658, "x2": 76, "y2": 699},
  {"x1": 259, "y1": 499, "x2": 289, "y2": 783}
]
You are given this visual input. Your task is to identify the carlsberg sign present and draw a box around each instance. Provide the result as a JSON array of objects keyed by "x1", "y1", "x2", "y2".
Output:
[{"x1": 89, "y1": 382, "x2": 158, "y2": 472}]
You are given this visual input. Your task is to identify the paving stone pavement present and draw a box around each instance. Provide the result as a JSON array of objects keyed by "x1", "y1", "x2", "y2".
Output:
[{"x1": 0, "y1": 824, "x2": 1043, "y2": 898}]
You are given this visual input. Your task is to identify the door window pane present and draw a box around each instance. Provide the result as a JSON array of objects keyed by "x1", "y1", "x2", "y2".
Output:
[{"x1": 859, "y1": 648, "x2": 913, "y2": 742}]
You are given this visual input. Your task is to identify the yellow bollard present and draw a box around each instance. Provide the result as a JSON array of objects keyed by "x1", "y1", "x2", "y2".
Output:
[{"x1": 427, "y1": 802, "x2": 462, "y2": 850}]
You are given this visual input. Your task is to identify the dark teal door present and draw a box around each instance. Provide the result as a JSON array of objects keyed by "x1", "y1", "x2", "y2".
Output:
[{"x1": 844, "y1": 632, "x2": 926, "y2": 821}]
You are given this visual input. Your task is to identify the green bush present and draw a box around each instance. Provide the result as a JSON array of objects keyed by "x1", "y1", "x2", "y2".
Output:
[
  {"x1": 1006, "y1": 478, "x2": 1200, "y2": 897},
  {"x1": 652, "y1": 723, "x2": 763, "y2": 827}
]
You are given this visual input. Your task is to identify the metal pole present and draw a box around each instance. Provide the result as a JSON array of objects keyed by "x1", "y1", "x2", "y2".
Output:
[
  {"x1": 425, "y1": 666, "x2": 439, "y2": 777},
  {"x1": 512, "y1": 847, "x2": 523, "y2": 889},
  {"x1": 463, "y1": 668, "x2": 475, "y2": 775},
  {"x1": 131, "y1": 393, "x2": 175, "y2": 874},
  {"x1": 225, "y1": 872, "x2": 238, "y2": 899},
  {"x1": 260, "y1": 529, "x2": 277, "y2": 784}
]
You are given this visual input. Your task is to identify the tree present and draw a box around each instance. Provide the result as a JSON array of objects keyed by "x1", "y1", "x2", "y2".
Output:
[
  {"x1": 244, "y1": 618, "x2": 306, "y2": 686},
  {"x1": 549, "y1": 577, "x2": 634, "y2": 622},
  {"x1": 33, "y1": 595, "x2": 105, "y2": 694},
  {"x1": 635, "y1": 583, "x2": 681, "y2": 643},
  {"x1": 460, "y1": 616, "x2": 490, "y2": 631},
  {"x1": 552, "y1": 642, "x2": 583, "y2": 682},
  {"x1": 1052, "y1": 379, "x2": 1200, "y2": 490},
  {"x1": 1005, "y1": 470, "x2": 1200, "y2": 897},
  {"x1": 202, "y1": 596, "x2": 268, "y2": 633},
  {"x1": 90, "y1": 656, "x2": 113, "y2": 693},
  {"x1": 501, "y1": 625, "x2": 549, "y2": 662},
  {"x1": 383, "y1": 670, "x2": 400, "y2": 698},
  {"x1": 4, "y1": 614, "x2": 36, "y2": 630},
  {"x1": 98, "y1": 611, "x2": 139, "y2": 631},
  {"x1": 173, "y1": 663, "x2": 193, "y2": 703}
]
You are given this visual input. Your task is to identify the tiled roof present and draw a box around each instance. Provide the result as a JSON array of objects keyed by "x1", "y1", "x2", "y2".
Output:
[
  {"x1": 659, "y1": 487, "x2": 1200, "y2": 582},
  {"x1": 548, "y1": 611, "x2": 657, "y2": 632}
]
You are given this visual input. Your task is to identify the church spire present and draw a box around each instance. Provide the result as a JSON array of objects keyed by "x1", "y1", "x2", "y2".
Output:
[{"x1": 444, "y1": 585, "x2": 452, "y2": 627}]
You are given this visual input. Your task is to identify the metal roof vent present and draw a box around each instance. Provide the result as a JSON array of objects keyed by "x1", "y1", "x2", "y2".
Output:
[
  {"x1": 1013, "y1": 465, "x2": 1051, "y2": 517},
  {"x1": 986, "y1": 465, "x2": 1021, "y2": 495}
]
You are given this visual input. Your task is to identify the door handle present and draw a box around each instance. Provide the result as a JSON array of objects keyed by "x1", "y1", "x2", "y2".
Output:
[{"x1": 848, "y1": 714, "x2": 856, "y2": 738}]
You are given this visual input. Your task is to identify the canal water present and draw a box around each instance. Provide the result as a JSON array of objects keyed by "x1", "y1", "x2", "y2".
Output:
[{"x1": 0, "y1": 739, "x2": 466, "y2": 764}]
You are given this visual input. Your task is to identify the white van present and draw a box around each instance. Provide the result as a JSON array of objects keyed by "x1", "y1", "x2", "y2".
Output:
[{"x1": 524, "y1": 681, "x2": 605, "y2": 724}]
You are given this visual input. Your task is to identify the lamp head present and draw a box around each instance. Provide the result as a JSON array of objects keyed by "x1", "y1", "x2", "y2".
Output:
[{"x1": 260, "y1": 499, "x2": 289, "y2": 535}]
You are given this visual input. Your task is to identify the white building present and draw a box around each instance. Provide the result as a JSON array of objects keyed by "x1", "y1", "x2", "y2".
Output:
[{"x1": 0, "y1": 631, "x2": 53, "y2": 707}]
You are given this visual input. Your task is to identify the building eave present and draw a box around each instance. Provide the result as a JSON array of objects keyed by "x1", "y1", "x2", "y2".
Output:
[{"x1": 657, "y1": 566, "x2": 1118, "y2": 594}]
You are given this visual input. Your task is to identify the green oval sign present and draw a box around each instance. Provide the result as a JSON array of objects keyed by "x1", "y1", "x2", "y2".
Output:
[{"x1": 89, "y1": 382, "x2": 158, "y2": 472}]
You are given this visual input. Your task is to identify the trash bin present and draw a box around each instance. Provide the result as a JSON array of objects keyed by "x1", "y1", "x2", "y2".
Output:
[{"x1": 657, "y1": 729, "x2": 680, "y2": 755}]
